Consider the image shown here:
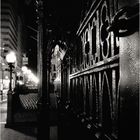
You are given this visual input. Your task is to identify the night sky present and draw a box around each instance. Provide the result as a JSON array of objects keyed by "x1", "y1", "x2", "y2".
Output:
[{"x1": 21, "y1": 0, "x2": 83, "y2": 73}]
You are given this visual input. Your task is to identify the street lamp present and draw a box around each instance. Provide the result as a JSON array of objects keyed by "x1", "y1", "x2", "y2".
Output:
[
  {"x1": 5, "y1": 51, "x2": 16, "y2": 126},
  {"x1": 6, "y1": 51, "x2": 16, "y2": 91}
]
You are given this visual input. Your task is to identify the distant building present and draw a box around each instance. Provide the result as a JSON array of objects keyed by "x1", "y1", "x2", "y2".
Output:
[
  {"x1": 0, "y1": 0, "x2": 27, "y2": 90},
  {"x1": 51, "y1": 45, "x2": 62, "y2": 96}
]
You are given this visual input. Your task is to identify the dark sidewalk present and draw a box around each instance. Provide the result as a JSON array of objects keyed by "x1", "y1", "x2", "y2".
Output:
[
  {"x1": 0, "y1": 93, "x2": 58, "y2": 140},
  {"x1": 0, "y1": 93, "x2": 98, "y2": 140}
]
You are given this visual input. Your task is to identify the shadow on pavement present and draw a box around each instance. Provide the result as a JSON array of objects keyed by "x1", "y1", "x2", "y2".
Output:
[{"x1": 10, "y1": 126, "x2": 37, "y2": 137}]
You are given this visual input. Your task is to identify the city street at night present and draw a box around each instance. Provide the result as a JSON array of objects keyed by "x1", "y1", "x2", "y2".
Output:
[
  {"x1": 0, "y1": 97, "x2": 37, "y2": 140},
  {"x1": 0, "y1": 0, "x2": 139, "y2": 140}
]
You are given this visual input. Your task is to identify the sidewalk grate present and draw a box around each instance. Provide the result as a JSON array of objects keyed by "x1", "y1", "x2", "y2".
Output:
[{"x1": 19, "y1": 93, "x2": 38, "y2": 111}]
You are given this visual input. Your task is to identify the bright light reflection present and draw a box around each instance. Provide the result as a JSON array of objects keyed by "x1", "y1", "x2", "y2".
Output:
[
  {"x1": 22, "y1": 66, "x2": 28, "y2": 73},
  {"x1": 54, "y1": 76, "x2": 61, "y2": 82},
  {"x1": 27, "y1": 69, "x2": 31, "y2": 74},
  {"x1": 28, "y1": 72, "x2": 39, "y2": 84},
  {"x1": 5, "y1": 76, "x2": 9, "y2": 79},
  {"x1": 6, "y1": 51, "x2": 16, "y2": 63},
  {"x1": 22, "y1": 66, "x2": 39, "y2": 84},
  {"x1": 18, "y1": 80, "x2": 24, "y2": 85}
]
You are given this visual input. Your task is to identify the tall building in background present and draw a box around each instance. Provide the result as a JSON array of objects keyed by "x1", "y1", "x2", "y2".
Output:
[{"x1": 0, "y1": 0, "x2": 27, "y2": 92}]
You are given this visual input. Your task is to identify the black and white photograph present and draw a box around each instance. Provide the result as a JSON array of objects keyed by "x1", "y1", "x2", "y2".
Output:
[{"x1": 0, "y1": 0, "x2": 139, "y2": 140}]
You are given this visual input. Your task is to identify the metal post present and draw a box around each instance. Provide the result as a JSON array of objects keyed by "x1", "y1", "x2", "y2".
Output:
[
  {"x1": 5, "y1": 63, "x2": 13, "y2": 127},
  {"x1": 1, "y1": 67, "x2": 3, "y2": 101},
  {"x1": 36, "y1": 0, "x2": 50, "y2": 139},
  {"x1": 0, "y1": 65, "x2": 3, "y2": 101},
  {"x1": 9, "y1": 63, "x2": 12, "y2": 91}
]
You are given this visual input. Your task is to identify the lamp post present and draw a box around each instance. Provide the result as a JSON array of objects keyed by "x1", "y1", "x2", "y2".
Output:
[
  {"x1": 5, "y1": 51, "x2": 16, "y2": 126},
  {"x1": 0, "y1": 46, "x2": 5, "y2": 101}
]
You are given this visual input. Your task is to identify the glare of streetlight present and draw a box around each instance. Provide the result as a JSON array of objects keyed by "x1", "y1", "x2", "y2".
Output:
[
  {"x1": 22, "y1": 66, "x2": 28, "y2": 73},
  {"x1": 6, "y1": 51, "x2": 16, "y2": 63}
]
